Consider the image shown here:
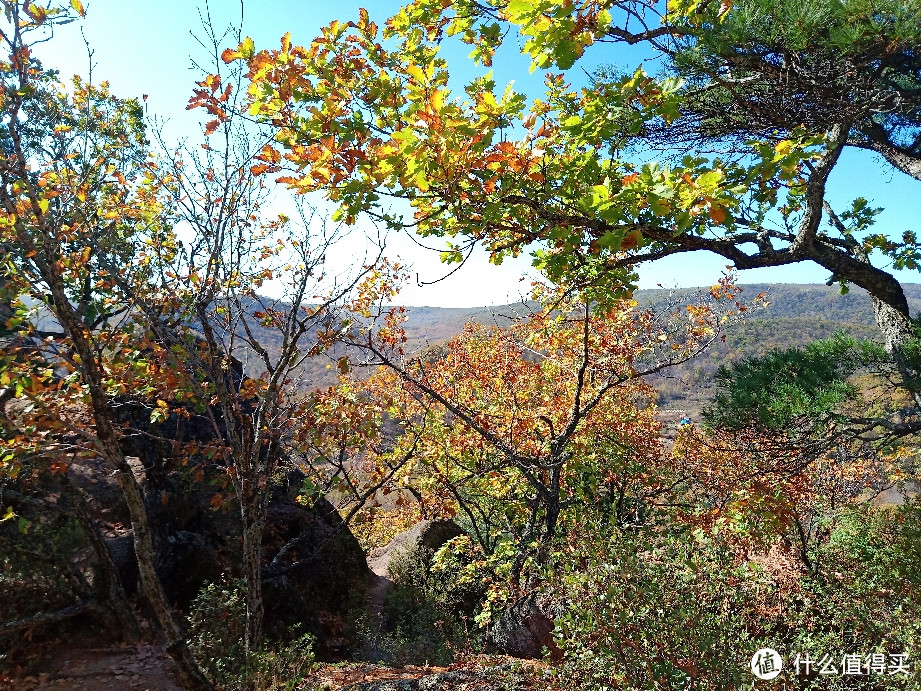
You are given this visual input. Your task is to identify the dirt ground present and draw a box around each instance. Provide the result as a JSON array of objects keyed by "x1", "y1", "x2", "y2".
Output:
[{"x1": 0, "y1": 639, "x2": 184, "y2": 690}]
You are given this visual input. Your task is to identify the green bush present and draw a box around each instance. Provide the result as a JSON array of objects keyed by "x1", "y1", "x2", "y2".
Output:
[
  {"x1": 187, "y1": 580, "x2": 316, "y2": 691},
  {"x1": 355, "y1": 538, "x2": 486, "y2": 666},
  {"x1": 552, "y1": 502, "x2": 921, "y2": 691},
  {"x1": 554, "y1": 527, "x2": 762, "y2": 690}
]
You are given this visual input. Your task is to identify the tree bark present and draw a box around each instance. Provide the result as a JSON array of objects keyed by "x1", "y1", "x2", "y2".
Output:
[
  {"x1": 41, "y1": 277, "x2": 214, "y2": 691},
  {"x1": 870, "y1": 296, "x2": 921, "y2": 407},
  {"x1": 820, "y1": 235, "x2": 921, "y2": 406},
  {"x1": 242, "y1": 499, "x2": 265, "y2": 662},
  {"x1": 854, "y1": 123, "x2": 921, "y2": 182}
]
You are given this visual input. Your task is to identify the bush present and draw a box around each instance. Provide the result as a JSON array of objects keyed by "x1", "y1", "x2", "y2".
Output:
[
  {"x1": 554, "y1": 527, "x2": 762, "y2": 690},
  {"x1": 355, "y1": 537, "x2": 486, "y2": 666},
  {"x1": 552, "y1": 502, "x2": 921, "y2": 691},
  {"x1": 187, "y1": 580, "x2": 316, "y2": 691}
]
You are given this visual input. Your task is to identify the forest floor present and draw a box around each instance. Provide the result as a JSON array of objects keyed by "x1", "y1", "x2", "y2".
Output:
[
  {"x1": 2, "y1": 627, "x2": 546, "y2": 691},
  {"x1": 1, "y1": 631, "x2": 184, "y2": 690}
]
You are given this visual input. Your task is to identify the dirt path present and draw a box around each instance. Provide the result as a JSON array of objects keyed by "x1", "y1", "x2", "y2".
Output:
[{"x1": 1, "y1": 641, "x2": 183, "y2": 690}]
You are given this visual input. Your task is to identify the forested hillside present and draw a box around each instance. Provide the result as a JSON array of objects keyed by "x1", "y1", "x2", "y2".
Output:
[
  {"x1": 644, "y1": 283, "x2": 918, "y2": 411},
  {"x1": 319, "y1": 283, "x2": 916, "y2": 413}
]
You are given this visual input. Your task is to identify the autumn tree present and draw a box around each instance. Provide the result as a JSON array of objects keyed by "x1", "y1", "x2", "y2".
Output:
[
  {"x1": 85, "y1": 17, "x2": 397, "y2": 673},
  {"x1": 345, "y1": 276, "x2": 762, "y2": 590},
  {"x1": 671, "y1": 330, "x2": 919, "y2": 565},
  {"x1": 216, "y1": 0, "x2": 921, "y2": 416},
  {"x1": 0, "y1": 2, "x2": 217, "y2": 686}
]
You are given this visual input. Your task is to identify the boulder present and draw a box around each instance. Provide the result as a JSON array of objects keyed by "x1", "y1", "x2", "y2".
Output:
[
  {"x1": 83, "y1": 454, "x2": 372, "y2": 659},
  {"x1": 362, "y1": 519, "x2": 468, "y2": 664},
  {"x1": 487, "y1": 592, "x2": 562, "y2": 660},
  {"x1": 261, "y1": 496, "x2": 372, "y2": 659},
  {"x1": 368, "y1": 520, "x2": 465, "y2": 580}
]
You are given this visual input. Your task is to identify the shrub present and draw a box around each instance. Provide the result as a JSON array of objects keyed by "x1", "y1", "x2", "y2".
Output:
[
  {"x1": 187, "y1": 580, "x2": 316, "y2": 691},
  {"x1": 355, "y1": 537, "x2": 487, "y2": 666},
  {"x1": 554, "y1": 527, "x2": 762, "y2": 690},
  {"x1": 552, "y1": 502, "x2": 921, "y2": 691}
]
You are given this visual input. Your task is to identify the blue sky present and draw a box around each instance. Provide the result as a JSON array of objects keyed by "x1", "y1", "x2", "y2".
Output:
[{"x1": 29, "y1": 0, "x2": 921, "y2": 306}]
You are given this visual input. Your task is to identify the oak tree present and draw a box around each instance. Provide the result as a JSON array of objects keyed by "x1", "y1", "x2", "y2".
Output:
[
  {"x1": 0, "y1": 2, "x2": 211, "y2": 687},
  {"x1": 347, "y1": 276, "x2": 762, "y2": 589},
  {"x1": 220, "y1": 0, "x2": 921, "y2": 413}
]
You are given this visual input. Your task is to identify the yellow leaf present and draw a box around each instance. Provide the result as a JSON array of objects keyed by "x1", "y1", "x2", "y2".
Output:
[
  {"x1": 70, "y1": 0, "x2": 85, "y2": 17},
  {"x1": 429, "y1": 89, "x2": 445, "y2": 112},
  {"x1": 774, "y1": 140, "x2": 794, "y2": 156},
  {"x1": 406, "y1": 63, "x2": 426, "y2": 83}
]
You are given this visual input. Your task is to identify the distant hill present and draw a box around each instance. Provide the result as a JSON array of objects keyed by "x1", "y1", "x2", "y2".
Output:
[
  {"x1": 249, "y1": 283, "x2": 917, "y2": 416},
  {"x1": 638, "y1": 283, "x2": 912, "y2": 417},
  {"x1": 387, "y1": 283, "x2": 912, "y2": 419}
]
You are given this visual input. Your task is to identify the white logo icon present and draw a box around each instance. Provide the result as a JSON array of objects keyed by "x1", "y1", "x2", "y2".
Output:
[{"x1": 751, "y1": 648, "x2": 783, "y2": 680}]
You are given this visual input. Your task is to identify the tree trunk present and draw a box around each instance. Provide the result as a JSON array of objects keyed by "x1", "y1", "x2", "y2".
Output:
[
  {"x1": 544, "y1": 465, "x2": 563, "y2": 542},
  {"x1": 813, "y1": 241, "x2": 921, "y2": 405},
  {"x1": 43, "y1": 281, "x2": 214, "y2": 691},
  {"x1": 112, "y1": 457, "x2": 214, "y2": 690},
  {"x1": 871, "y1": 296, "x2": 921, "y2": 407},
  {"x1": 0, "y1": 601, "x2": 98, "y2": 637},
  {"x1": 242, "y1": 503, "x2": 266, "y2": 662}
]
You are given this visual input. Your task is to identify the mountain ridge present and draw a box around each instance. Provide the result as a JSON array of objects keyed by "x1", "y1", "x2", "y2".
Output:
[{"x1": 246, "y1": 283, "x2": 916, "y2": 411}]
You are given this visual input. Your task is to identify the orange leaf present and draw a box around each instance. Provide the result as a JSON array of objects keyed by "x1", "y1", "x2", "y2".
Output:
[
  {"x1": 204, "y1": 119, "x2": 220, "y2": 136},
  {"x1": 258, "y1": 145, "x2": 282, "y2": 164},
  {"x1": 708, "y1": 205, "x2": 727, "y2": 224},
  {"x1": 620, "y1": 229, "x2": 642, "y2": 251}
]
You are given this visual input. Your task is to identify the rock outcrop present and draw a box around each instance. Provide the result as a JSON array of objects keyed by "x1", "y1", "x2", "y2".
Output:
[
  {"x1": 261, "y1": 494, "x2": 372, "y2": 658},
  {"x1": 70, "y1": 448, "x2": 372, "y2": 659},
  {"x1": 368, "y1": 520, "x2": 465, "y2": 580}
]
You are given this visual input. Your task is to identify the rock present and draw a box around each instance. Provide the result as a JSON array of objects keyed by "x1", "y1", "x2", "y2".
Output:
[
  {"x1": 368, "y1": 520, "x2": 465, "y2": 579},
  {"x1": 155, "y1": 530, "x2": 224, "y2": 609},
  {"x1": 97, "y1": 462, "x2": 372, "y2": 658},
  {"x1": 486, "y1": 593, "x2": 562, "y2": 660},
  {"x1": 49, "y1": 387, "x2": 375, "y2": 659},
  {"x1": 105, "y1": 535, "x2": 139, "y2": 594},
  {"x1": 261, "y1": 496, "x2": 372, "y2": 659}
]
